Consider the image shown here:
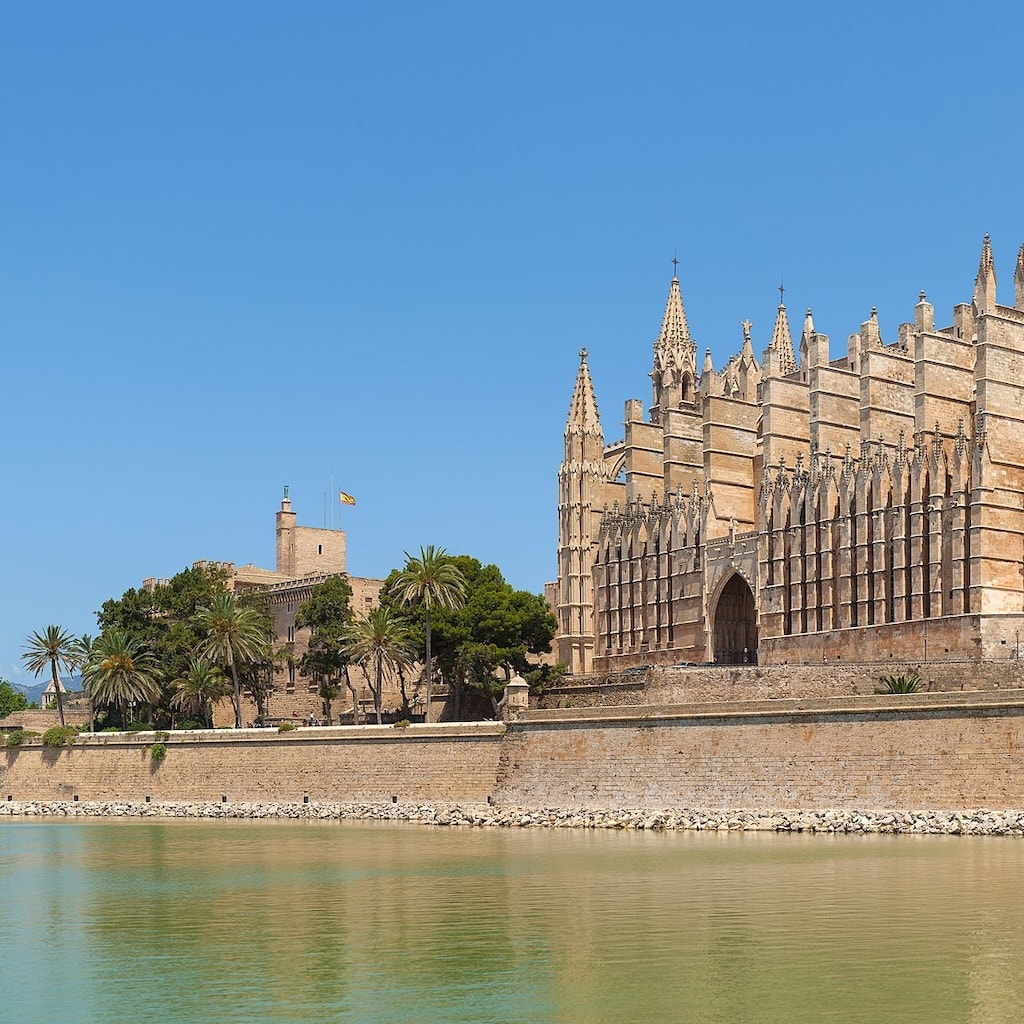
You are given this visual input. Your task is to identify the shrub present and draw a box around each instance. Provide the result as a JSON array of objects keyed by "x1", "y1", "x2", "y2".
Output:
[
  {"x1": 5, "y1": 729, "x2": 31, "y2": 747},
  {"x1": 153, "y1": 731, "x2": 170, "y2": 742},
  {"x1": 393, "y1": 719, "x2": 411, "y2": 729},
  {"x1": 876, "y1": 673, "x2": 923, "y2": 694},
  {"x1": 277, "y1": 722, "x2": 296, "y2": 733},
  {"x1": 42, "y1": 726, "x2": 79, "y2": 748},
  {"x1": 150, "y1": 742, "x2": 167, "y2": 762}
]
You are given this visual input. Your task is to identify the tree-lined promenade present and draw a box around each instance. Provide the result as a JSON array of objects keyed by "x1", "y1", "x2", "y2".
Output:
[{"x1": 15, "y1": 548, "x2": 559, "y2": 731}]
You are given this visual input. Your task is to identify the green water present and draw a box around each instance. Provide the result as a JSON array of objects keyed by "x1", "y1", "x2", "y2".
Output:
[{"x1": 2, "y1": 820, "x2": 1024, "y2": 1023}]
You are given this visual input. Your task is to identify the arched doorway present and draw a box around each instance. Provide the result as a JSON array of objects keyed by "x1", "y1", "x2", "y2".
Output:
[{"x1": 712, "y1": 574, "x2": 758, "y2": 665}]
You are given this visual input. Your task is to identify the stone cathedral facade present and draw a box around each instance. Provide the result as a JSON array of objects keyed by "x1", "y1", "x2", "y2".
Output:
[{"x1": 555, "y1": 238, "x2": 1024, "y2": 675}]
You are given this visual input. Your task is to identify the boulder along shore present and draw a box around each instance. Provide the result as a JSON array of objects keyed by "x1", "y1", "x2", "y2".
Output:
[{"x1": 4, "y1": 801, "x2": 1024, "y2": 835}]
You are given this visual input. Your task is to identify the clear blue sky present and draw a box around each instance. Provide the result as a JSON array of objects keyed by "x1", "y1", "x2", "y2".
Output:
[{"x1": 3, "y1": 2, "x2": 1023, "y2": 686}]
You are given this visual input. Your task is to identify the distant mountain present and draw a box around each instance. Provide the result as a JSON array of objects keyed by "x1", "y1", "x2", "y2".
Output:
[
  {"x1": 12, "y1": 676, "x2": 83, "y2": 705},
  {"x1": 12, "y1": 682, "x2": 46, "y2": 705}
]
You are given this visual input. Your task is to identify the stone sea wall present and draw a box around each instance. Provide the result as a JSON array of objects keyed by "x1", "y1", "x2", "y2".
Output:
[
  {"x1": 0, "y1": 723, "x2": 504, "y2": 805},
  {"x1": 6, "y1": 692, "x2": 1024, "y2": 823},
  {"x1": 501, "y1": 692, "x2": 1024, "y2": 810}
]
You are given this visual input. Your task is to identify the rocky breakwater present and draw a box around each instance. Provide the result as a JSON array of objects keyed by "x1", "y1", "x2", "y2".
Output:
[{"x1": 5, "y1": 800, "x2": 1024, "y2": 835}]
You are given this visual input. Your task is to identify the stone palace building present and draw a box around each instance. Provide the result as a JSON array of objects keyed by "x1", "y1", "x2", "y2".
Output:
[{"x1": 555, "y1": 237, "x2": 1024, "y2": 674}]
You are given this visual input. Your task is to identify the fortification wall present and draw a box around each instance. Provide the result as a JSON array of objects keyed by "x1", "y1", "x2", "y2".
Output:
[
  {"x1": 0, "y1": 723, "x2": 503, "y2": 805},
  {"x1": 7, "y1": 694, "x2": 1024, "y2": 813},
  {"x1": 499, "y1": 692, "x2": 1024, "y2": 810}
]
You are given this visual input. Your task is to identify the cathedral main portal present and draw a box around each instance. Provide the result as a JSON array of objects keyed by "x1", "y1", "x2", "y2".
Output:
[{"x1": 713, "y1": 574, "x2": 758, "y2": 665}]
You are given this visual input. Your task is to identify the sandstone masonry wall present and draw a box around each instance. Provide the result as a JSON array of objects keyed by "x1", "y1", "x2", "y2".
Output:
[
  {"x1": 0, "y1": 723, "x2": 503, "y2": 805},
  {"x1": 540, "y1": 660, "x2": 1024, "y2": 710},
  {"x1": 8, "y1": 695, "x2": 1024, "y2": 813},
  {"x1": 499, "y1": 692, "x2": 1024, "y2": 810}
]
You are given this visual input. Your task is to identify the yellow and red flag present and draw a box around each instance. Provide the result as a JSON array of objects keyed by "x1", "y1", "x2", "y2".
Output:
[{"x1": 339, "y1": 490, "x2": 356, "y2": 506}]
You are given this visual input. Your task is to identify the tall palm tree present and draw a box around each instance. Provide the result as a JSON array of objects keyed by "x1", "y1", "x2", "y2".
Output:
[
  {"x1": 170, "y1": 657, "x2": 227, "y2": 728},
  {"x1": 390, "y1": 546, "x2": 466, "y2": 721},
  {"x1": 82, "y1": 629, "x2": 163, "y2": 725},
  {"x1": 196, "y1": 593, "x2": 270, "y2": 728},
  {"x1": 71, "y1": 633, "x2": 100, "y2": 732},
  {"x1": 22, "y1": 625, "x2": 77, "y2": 727},
  {"x1": 343, "y1": 606, "x2": 416, "y2": 725}
]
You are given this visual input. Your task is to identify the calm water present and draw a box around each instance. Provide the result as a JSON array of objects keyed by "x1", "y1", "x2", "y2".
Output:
[{"x1": 2, "y1": 820, "x2": 1024, "y2": 1023}]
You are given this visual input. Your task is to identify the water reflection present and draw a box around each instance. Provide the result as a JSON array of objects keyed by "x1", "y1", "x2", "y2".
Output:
[{"x1": 2, "y1": 821, "x2": 1024, "y2": 1023}]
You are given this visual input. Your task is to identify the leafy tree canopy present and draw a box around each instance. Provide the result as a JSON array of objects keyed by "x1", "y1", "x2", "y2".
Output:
[
  {"x1": 384, "y1": 555, "x2": 557, "y2": 716},
  {"x1": 295, "y1": 575, "x2": 354, "y2": 637},
  {"x1": 96, "y1": 564, "x2": 233, "y2": 685},
  {"x1": 295, "y1": 575, "x2": 354, "y2": 681},
  {"x1": 0, "y1": 678, "x2": 28, "y2": 719}
]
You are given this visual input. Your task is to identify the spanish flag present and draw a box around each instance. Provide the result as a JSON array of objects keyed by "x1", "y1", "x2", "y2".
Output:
[{"x1": 339, "y1": 490, "x2": 356, "y2": 506}]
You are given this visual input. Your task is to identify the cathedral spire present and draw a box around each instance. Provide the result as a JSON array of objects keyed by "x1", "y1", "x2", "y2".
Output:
[
  {"x1": 653, "y1": 273, "x2": 692, "y2": 355},
  {"x1": 766, "y1": 296, "x2": 797, "y2": 375},
  {"x1": 651, "y1": 267, "x2": 697, "y2": 410},
  {"x1": 973, "y1": 233, "x2": 997, "y2": 313},
  {"x1": 566, "y1": 347, "x2": 602, "y2": 438}
]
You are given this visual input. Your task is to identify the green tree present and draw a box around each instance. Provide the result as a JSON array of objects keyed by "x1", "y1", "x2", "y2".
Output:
[
  {"x1": 22, "y1": 625, "x2": 77, "y2": 727},
  {"x1": 343, "y1": 606, "x2": 416, "y2": 725},
  {"x1": 410, "y1": 557, "x2": 558, "y2": 719},
  {"x1": 170, "y1": 658, "x2": 227, "y2": 728},
  {"x1": 389, "y1": 546, "x2": 467, "y2": 721},
  {"x1": 295, "y1": 575, "x2": 354, "y2": 725},
  {"x1": 97, "y1": 564, "x2": 233, "y2": 690},
  {"x1": 82, "y1": 629, "x2": 164, "y2": 724},
  {"x1": 0, "y1": 679, "x2": 28, "y2": 719},
  {"x1": 196, "y1": 592, "x2": 271, "y2": 728}
]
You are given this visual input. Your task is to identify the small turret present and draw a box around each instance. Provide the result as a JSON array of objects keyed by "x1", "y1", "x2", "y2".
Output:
[
  {"x1": 799, "y1": 308, "x2": 816, "y2": 369},
  {"x1": 915, "y1": 290, "x2": 934, "y2": 333},
  {"x1": 276, "y1": 486, "x2": 297, "y2": 576},
  {"x1": 1015, "y1": 243, "x2": 1024, "y2": 310},
  {"x1": 861, "y1": 307, "x2": 882, "y2": 349},
  {"x1": 973, "y1": 233, "x2": 997, "y2": 313}
]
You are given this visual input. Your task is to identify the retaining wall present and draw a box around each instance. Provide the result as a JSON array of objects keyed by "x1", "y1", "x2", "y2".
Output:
[
  {"x1": 501, "y1": 691, "x2": 1024, "y2": 810},
  {"x1": 540, "y1": 660, "x2": 1024, "y2": 710},
  {"x1": 7, "y1": 693, "x2": 1024, "y2": 812},
  {"x1": 0, "y1": 723, "x2": 504, "y2": 805}
]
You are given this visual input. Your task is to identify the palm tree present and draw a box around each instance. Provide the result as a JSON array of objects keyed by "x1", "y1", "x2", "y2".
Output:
[
  {"x1": 82, "y1": 629, "x2": 163, "y2": 725},
  {"x1": 170, "y1": 657, "x2": 227, "y2": 728},
  {"x1": 71, "y1": 633, "x2": 100, "y2": 732},
  {"x1": 196, "y1": 593, "x2": 270, "y2": 728},
  {"x1": 343, "y1": 606, "x2": 416, "y2": 725},
  {"x1": 390, "y1": 546, "x2": 466, "y2": 721},
  {"x1": 22, "y1": 625, "x2": 77, "y2": 727}
]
